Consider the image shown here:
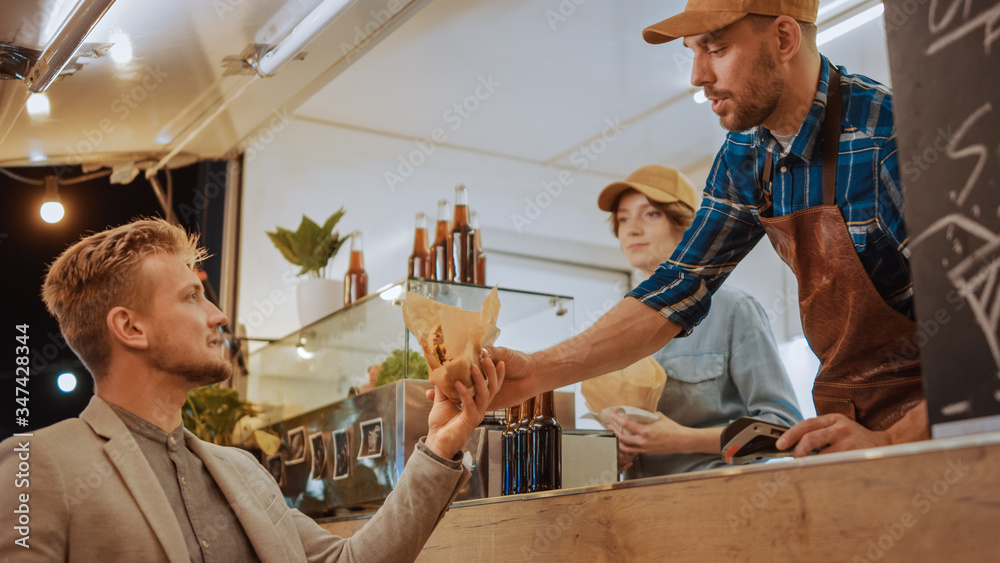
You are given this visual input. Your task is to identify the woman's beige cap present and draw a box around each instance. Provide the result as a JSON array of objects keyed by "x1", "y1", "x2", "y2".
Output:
[
  {"x1": 597, "y1": 165, "x2": 699, "y2": 212},
  {"x1": 643, "y1": 0, "x2": 820, "y2": 44}
]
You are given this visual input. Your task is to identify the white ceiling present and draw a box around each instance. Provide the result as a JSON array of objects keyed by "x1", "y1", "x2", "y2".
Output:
[
  {"x1": 0, "y1": 0, "x2": 892, "y2": 181},
  {"x1": 295, "y1": 0, "x2": 893, "y2": 181}
]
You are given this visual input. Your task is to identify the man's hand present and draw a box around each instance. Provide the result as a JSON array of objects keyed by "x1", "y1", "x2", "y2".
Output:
[
  {"x1": 484, "y1": 346, "x2": 537, "y2": 409},
  {"x1": 775, "y1": 414, "x2": 891, "y2": 457},
  {"x1": 424, "y1": 354, "x2": 505, "y2": 460}
]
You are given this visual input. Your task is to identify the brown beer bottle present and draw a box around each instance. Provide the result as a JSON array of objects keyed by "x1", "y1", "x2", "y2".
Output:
[
  {"x1": 501, "y1": 403, "x2": 521, "y2": 496},
  {"x1": 408, "y1": 212, "x2": 432, "y2": 279},
  {"x1": 431, "y1": 199, "x2": 451, "y2": 281},
  {"x1": 344, "y1": 231, "x2": 368, "y2": 305},
  {"x1": 514, "y1": 396, "x2": 535, "y2": 494},
  {"x1": 529, "y1": 391, "x2": 561, "y2": 492},
  {"x1": 470, "y1": 209, "x2": 486, "y2": 286},
  {"x1": 448, "y1": 184, "x2": 475, "y2": 283}
]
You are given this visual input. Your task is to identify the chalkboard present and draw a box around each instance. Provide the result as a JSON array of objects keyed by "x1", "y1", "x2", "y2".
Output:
[{"x1": 884, "y1": 0, "x2": 1000, "y2": 436}]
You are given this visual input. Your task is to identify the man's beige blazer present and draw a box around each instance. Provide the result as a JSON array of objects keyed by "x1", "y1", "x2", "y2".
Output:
[{"x1": 0, "y1": 396, "x2": 468, "y2": 562}]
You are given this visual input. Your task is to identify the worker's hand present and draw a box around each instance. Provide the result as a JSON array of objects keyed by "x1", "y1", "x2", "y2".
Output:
[
  {"x1": 484, "y1": 346, "x2": 538, "y2": 409},
  {"x1": 618, "y1": 449, "x2": 637, "y2": 471},
  {"x1": 609, "y1": 412, "x2": 693, "y2": 456},
  {"x1": 425, "y1": 354, "x2": 504, "y2": 460},
  {"x1": 775, "y1": 413, "x2": 891, "y2": 457}
]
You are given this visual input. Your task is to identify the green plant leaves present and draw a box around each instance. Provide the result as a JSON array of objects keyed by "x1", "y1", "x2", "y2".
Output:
[
  {"x1": 182, "y1": 385, "x2": 259, "y2": 446},
  {"x1": 266, "y1": 207, "x2": 347, "y2": 278}
]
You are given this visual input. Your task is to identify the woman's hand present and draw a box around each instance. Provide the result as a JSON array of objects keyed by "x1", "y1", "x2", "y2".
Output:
[
  {"x1": 425, "y1": 353, "x2": 505, "y2": 460},
  {"x1": 608, "y1": 412, "x2": 723, "y2": 457}
]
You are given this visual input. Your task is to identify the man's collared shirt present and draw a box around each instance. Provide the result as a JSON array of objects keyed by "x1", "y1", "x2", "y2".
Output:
[
  {"x1": 109, "y1": 404, "x2": 260, "y2": 563},
  {"x1": 629, "y1": 56, "x2": 910, "y2": 335}
]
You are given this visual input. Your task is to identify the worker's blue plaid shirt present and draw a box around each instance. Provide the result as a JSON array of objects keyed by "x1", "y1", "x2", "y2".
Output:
[{"x1": 629, "y1": 56, "x2": 911, "y2": 336}]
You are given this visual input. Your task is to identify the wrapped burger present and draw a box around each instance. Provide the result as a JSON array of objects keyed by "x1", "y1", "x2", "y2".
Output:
[{"x1": 402, "y1": 286, "x2": 500, "y2": 402}]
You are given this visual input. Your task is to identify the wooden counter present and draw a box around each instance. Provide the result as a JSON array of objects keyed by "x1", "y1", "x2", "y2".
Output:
[{"x1": 317, "y1": 432, "x2": 1000, "y2": 562}]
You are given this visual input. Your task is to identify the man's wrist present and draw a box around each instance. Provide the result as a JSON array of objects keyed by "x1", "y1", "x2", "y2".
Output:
[
  {"x1": 424, "y1": 433, "x2": 456, "y2": 460},
  {"x1": 420, "y1": 436, "x2": 462, "y2": 467}
]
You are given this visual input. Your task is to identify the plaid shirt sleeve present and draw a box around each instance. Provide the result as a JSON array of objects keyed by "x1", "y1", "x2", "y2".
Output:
[
  {"x1": 626, "y1": 143, "x2": 767, "y2": 336},
  {"x1": 877, "y1": 130, "x2": 909, "y2": 258}
]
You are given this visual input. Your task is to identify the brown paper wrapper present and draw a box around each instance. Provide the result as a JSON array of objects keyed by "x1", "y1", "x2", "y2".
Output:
[
  {"x1": 402, "y1": 286, "x2": 501, "y2": 401},
  {"x1": 581, "y1": 356, "x2": 667, "y2": 415}
]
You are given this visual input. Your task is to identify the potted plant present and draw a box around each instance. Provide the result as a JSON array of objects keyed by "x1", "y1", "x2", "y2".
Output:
[
  {"x1": 182, "y1": 385, "x2": 260, "y2": 446},
  {"x1": 266, "y1": 208, "x2": 349, "y2": 326},
  {"x1": 183, "y1": 385, "x2": 282, "y2": 459}
]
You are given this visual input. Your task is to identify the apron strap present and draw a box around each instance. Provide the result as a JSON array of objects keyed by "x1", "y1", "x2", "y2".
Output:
[
  {"x1": 762, "y1": 147, "x2": 773, "y2": 189},
  {"x1": 823, "y1": 64, "x2": 842, "y2": 206}
]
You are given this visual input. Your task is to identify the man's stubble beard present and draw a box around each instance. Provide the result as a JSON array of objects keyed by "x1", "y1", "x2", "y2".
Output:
[
  {"x1": 152, "y1": 350, "x2": 233, "y2": 386},
  {"x1": 717, "y1": 44, "x2": 785, "y2": 133}
]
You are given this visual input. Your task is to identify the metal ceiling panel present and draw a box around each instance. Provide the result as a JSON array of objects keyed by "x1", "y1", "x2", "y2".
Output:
[{"x1": 0, "y1": 0, "x2": 432, "y2": 168}]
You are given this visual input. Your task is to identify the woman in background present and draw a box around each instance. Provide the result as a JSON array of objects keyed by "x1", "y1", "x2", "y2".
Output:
[{"x1": 599, "y1": 165, "x2": 802, "y2": 475}]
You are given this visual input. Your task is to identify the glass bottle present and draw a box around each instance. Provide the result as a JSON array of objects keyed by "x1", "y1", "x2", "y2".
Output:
[
  {"x1": 501, "y1": 403, "x2": 521, "y2": 496},
  {"x1": 514, "y1": 396, "x2": 535, "y2": 494},
  {"x1": 470, "y1": 209, "x2": 486, "y2": 286},
  {"x1": 408, "y1": 212, "x2": 432, "y2": 279},
  {"x1": 431, "y1": 199, "x2": 451, "y2": 281},
  {"x1": 344, "y1": 231, "x2": 368, "y2": 305},
  {"x1": 448, "y1": 184, "x2": 475, "y2": 283},
  {"x1": 529, "y1": 391, "x2": 561, "y2": 493}
]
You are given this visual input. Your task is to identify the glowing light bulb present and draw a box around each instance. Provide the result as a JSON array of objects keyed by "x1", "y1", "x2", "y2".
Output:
[
  {"x1": 41, "y1": 201, "x2": 65, "y2": 223},
  {"x1": 57, "y1": 372, "x2": 77, "y2": 392}
]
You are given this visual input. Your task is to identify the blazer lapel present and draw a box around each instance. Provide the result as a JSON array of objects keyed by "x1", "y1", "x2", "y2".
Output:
[
  {"x1": 187, "y1": 435, "x2": 290, "y2": 563},
  {"x1": 81, "y1": 397, "x2": 192, "y2": 563}
]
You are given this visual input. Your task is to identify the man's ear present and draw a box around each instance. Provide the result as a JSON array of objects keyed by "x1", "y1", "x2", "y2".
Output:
[
  {"x1": 107, "y1": 306, "x2": 150, "y2": 350},
  {"x1": 772, "y1": 16, "x2": 802, "y2": 64}
]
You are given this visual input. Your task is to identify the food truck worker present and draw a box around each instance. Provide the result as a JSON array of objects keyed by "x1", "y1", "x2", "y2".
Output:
[{"x1": 491, "y1": 0, "x2": 928, "y2": 458}]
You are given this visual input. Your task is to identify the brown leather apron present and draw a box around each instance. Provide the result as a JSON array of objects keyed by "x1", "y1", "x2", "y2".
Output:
[{"x1": 759, "y1": 65, "x2": 924, "y2": 431}]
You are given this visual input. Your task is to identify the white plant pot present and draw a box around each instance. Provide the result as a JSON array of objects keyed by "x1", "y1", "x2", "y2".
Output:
[{"x1": 297, "y1": 278, "x2": 344, "y2": 327}]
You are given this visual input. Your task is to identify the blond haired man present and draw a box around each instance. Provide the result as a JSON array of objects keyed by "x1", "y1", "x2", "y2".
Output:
[
  {"x1": 0, "y1": 218, "x2": 503, "y2": 562},
  {"x1": 492, "y1": 0, "x2": 927, "y2": 458}
]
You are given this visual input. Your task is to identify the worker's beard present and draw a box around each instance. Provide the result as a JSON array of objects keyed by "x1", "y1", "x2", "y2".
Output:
[{"x1": 710, "y1": 45, "x2": 785, "y2": 132}]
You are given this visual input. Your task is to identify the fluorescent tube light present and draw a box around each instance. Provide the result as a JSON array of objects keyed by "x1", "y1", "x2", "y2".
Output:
[
  {"x1": 253, "y1": 0, "x2": 354, "y2": 77},
  {"x1": 817, "y1": 0, "x2": 857, "y2": 18},
  {"x1": 817, "y1": 4, "x2": 885, "y2": 46},
  {"x1": 26, "y1": 0, "x2": 118, "y2": 93}
]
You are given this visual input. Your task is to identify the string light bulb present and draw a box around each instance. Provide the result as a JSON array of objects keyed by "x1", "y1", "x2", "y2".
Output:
[{"x1": 40, "y1": 175, "x2": 64, "y2": 223}]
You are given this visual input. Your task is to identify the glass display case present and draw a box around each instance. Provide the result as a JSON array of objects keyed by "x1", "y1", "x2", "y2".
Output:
[
  {"x1": 247, "y1": 278, "x2": 575, "y2": 419},
  {"x1": 246, "y1": 278, "x2": 577, "y2": 514}
]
